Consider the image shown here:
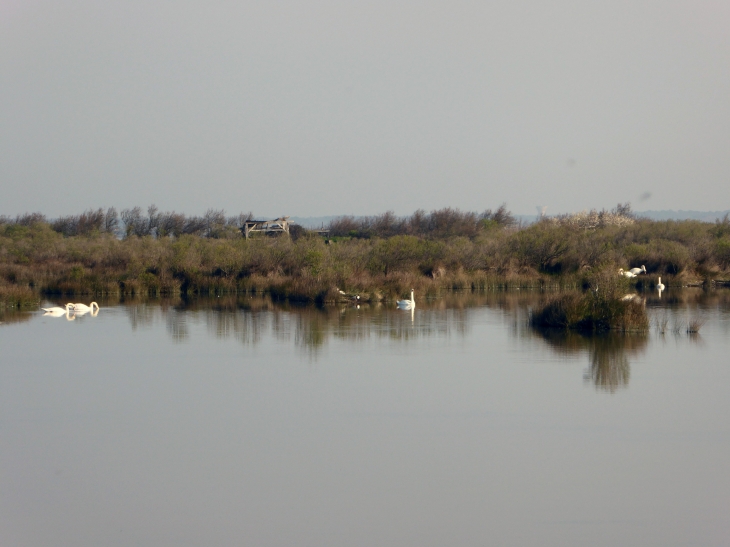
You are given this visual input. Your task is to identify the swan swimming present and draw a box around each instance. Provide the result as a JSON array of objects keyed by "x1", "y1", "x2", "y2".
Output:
[
  {"x1": 41, "y1": 303, "x2": 75, "y2": 316},
  {"x1": 397, "y1": 289, "x2": 416, "y2": 310},
  {"x1": 629, "y1": 265, "x2": 647, "y2": 275},
  {"x1": 656, "y1": 277, "x2": 665, "y2": 291},
  {"x1": 72, "y1": 302, "x2": 100, "y2": 312}
]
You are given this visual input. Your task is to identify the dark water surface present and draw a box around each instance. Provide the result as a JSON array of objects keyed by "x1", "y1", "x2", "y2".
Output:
[{"x1": 2, "y1": 290, "x2": 730, "y2": 546}]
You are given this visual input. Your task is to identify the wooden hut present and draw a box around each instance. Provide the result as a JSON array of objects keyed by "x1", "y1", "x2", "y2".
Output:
[{"x1": 242, "y1": 217, "x2": 290, "y2": 239}]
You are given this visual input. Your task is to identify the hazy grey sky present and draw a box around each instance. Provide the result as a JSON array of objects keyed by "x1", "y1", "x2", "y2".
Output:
[{"x1": 2, "y1": 1, "x2": 729, "y2": 217}]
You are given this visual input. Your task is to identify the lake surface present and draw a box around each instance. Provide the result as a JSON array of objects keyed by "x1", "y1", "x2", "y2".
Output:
[{"x1": 2, "y1": 290, "x2": 730, "y2": 546}]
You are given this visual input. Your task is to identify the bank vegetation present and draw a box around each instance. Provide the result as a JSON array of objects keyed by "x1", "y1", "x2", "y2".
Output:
[{"x1": 2, "y1": 204, "x2": 730, "y2": 310}]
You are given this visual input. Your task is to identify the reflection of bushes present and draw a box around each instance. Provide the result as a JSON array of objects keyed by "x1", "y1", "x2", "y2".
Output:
[
  {"x1": 535, "y1": 329, "x2": 648, "y2": 392},
  {"x1": 588, "y1": 338, "x2": 633, "y2": 392}
]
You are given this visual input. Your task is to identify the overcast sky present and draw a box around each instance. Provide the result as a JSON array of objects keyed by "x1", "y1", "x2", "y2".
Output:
[{"x1": 1, "y1": 1, "x2": 729, "y2": 218}]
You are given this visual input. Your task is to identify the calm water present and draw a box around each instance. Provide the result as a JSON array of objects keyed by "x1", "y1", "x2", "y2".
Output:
[{"x1": 2, "y1": 291, "x2": 730, "y2": 546}]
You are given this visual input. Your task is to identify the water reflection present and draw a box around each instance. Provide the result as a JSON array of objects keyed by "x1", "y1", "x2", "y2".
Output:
[
  {"x1": 6, "y1": 289, "x2": 727, "y2": 387},
  {"x1": 0, "y1": 310, "x2": 33, "y2": 326},
  {"x1": 158, "y1": 298, "x2": 477, "y2": 352},
  {"x1": 536, "y1": 330, "x2": 648, "y2": 392},
  {"x1": 108, "y1": 289, "x2": 730, "y2": 359},
  {"x1": 107, "y1": 292, "x2": 511, "y2": 356}
]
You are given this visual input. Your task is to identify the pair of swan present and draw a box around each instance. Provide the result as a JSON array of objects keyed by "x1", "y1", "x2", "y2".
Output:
[
  {"x1": 41, "y1": 302, "x2": 100, "y2": 317},
  {"x1": 397, "y1": 289, "x2": 416, "y2": 310}
]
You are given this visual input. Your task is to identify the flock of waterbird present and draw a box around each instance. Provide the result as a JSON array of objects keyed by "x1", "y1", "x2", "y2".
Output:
[{"x1": 41, "y1": 302, "x2": 100, "y2": 319}]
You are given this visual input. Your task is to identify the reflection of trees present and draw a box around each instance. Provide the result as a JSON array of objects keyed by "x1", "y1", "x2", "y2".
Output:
[
  {"x1": 205, "y1": 310, "x2": 264, "y2": 345},
  {"x1": 132, "y1": 294, "x2": 503, "y2": 350},
  {"x1": 113, "y1": 289, "x2": 723, "y2": 370},
  {"x1": 0, "y1": 310, "x2": 33, "y2": 326},
  {"x1": 118, "y1": 290, "x2": 585, "y2": 350},
  {"x1": 166, "y1": 309, "x2": 188, "y2": 341},
  {"x1": 534, "y1": 330, "x2": 648, "y2": 393},
  {"x1": 126, "y1": 303, "x2": 158, "y2": 331},
  {"x1": 587, "y1": 336, "x2": 634, "y2": 392}
]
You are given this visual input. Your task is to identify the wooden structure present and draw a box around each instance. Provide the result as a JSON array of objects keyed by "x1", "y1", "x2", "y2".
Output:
[{"x1": 242, "y1": 217, "x2": 290, "y2": 239}]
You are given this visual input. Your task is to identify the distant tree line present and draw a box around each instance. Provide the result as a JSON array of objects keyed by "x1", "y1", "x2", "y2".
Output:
[
  {"x1": 1, "y1": 205, "x2": 519, "y2": 240},
  {"x1": 327, "y1": 204, "x2": 516, "y2": 239},
  {"x1": 0, "y1": 206, "x2": 253, "y2": 239}
]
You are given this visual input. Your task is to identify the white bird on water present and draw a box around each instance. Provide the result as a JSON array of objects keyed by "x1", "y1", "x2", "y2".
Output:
[
  {"x1": 397, "y1": 289, "x2": 416, "y2": 310},
  {"x1": 618, "y1": 268, "x2": 637, "y2": 278},
  {"x1": 72, "y1": 302, "x2": 100, "y2": 313},
  {"x1": 629, "y1": 265, "x2": 647, "y2": 275},
  {"x1": 41, "y1": 303, "x2": 75, "y2": 316},
  {"x1": 656, "y1": 277, "x2": 665, "y2": 291}
]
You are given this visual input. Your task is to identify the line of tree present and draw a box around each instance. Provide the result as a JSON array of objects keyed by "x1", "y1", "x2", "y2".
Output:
[
  {"x1": 326, "y1": 205, "x2": 516, "y2": 239},
  {"x1": 0, "y1": 206, "x2": 253, "y2": 239},
  {"x1": 1, "y1": 205, "x2": 519, "y2": 240}
]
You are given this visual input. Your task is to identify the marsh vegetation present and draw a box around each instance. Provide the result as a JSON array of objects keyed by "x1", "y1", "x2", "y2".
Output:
[{"x1": 2, "y1": 204, "x2": 730, "y2": 309}]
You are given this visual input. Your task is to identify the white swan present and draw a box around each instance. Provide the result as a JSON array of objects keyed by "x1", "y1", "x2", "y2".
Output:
[
  {"x1": 620, "y1": 293, "x2": 645, "y2": 306},
  {"x1": 629, "y1": 265, "x2": 647, "y2": 275},
  {"x1": 618, "y1": 268, "x2": 637, "y2": 278},
  {"x1": 72, "y1": 302, "x2": 100, "y2": 312},
  {"x1": 656, "y1": 277, "x2": 665, "y2": 291},
  {"x1": 397, "y1": 289, "x2": 416, "y2": 310},
  {"x1": 41, "y1": 303, "x2": 75, "y2": 316}
]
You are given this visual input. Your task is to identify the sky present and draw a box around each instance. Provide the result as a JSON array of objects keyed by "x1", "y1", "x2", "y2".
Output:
[{"x1": 1, "y1": 0, "x2": 729, "y2": 218}]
